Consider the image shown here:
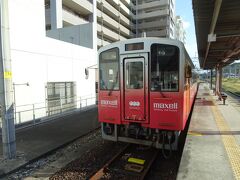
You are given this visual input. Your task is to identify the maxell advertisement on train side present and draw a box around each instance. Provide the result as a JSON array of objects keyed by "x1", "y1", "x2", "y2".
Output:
[{"x1": 153, "y1": 102, "x2": 178, "y2": 112}]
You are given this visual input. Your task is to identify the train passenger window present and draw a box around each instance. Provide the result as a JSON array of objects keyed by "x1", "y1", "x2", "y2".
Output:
[
  {"x1": 150, "y1": 44, "x2": 179, "y2": 92},
  {"x1": 185, "y1": 64, "x2": 192, "y2": 78},
  {"x1": 99, "y1": 48, "x2": 119, "y2": 90},
  {"x1": 125, "y1": 61, "x2": 143, "y2": 89}
]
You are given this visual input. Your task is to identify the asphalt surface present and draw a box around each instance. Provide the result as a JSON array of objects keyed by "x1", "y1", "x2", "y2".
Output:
[{"x1": 0, "y1": 106, "x2": 99, "y2": 176}]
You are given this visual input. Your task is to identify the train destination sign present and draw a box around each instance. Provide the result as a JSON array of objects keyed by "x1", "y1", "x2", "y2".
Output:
[{"x1": 125, "y1": 42, "x2": 144, "y2": 51}]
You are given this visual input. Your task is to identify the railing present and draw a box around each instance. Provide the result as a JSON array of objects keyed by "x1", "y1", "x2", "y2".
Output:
[{"x1": 14, "y1": 94, "x2": 96, "y2": 125}]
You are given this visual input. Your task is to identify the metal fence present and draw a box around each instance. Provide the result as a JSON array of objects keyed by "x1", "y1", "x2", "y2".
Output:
[{"x1": 14, "y1": 94, "x2": 96, "y2": 125}]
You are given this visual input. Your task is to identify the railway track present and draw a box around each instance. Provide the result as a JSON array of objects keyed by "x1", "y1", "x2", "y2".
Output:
[
  {"x1": 227, "y1": 90, "x2": 240, "y2": 98},
  {"x1": 8, "y1": 127, "x2": 184, "y2": 179},
  {"x1": 89, "y1": 144, "x2": 159, "y2": 180}
]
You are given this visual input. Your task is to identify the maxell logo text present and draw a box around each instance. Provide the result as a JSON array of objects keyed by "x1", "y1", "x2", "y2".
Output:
[
  {"x1": 101, "y1": 100, "x2": 117, "y2": 106},
  {"x1": 153, "y1": 103, "x2": 178, "y2": 111}
]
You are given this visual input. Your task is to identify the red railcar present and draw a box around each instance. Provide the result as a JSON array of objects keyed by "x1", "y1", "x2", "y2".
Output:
[{"x1": 98, "y1": 38, "x2": 198, "y2": 151}]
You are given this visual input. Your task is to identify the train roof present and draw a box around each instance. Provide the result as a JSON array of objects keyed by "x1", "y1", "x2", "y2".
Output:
[
  {"x1": 98, "y1": 38, "x2": 194, "y2": 67},
  {"x1": 98, "y1": 37, "x2": 185, "y2": 54}
]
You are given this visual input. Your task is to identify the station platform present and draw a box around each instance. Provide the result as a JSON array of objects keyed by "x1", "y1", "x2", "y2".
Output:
[
  {"x1": 177, "y1": 83, "x2": 240, "y2": 180},
  {"x1": 0, "y1": 106, "x2": 99, "y2": 177}
]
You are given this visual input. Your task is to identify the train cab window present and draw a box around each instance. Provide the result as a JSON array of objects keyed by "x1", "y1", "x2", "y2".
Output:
[
  {"x1": 150, "y1": 44, "x2": 179, "y2": 92},
  {"x1": 99, "y1": 48, "x2": 119, "y2": 90},
  {"x1": 125, "y1": 61, "x2": 143, "y2": 89}
]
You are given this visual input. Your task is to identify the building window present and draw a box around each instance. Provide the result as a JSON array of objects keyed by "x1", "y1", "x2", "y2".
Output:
[
  {"x1": 46, "y1": 24, "x2": 51, "y2": 31},
  {"x1": 46, "y1": 82, "x2": 76, "y2": 115},
  {"x1": 45, "y1": 1, "x2": 50, "y2": 8}
]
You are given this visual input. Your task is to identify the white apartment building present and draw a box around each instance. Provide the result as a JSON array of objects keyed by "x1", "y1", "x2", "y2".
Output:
[
  {"x1": 175, "y1": 16, "x2": 186, "y2": 44},
  {"x1": 45, "y1": 0, "x2": 134, "y2": 49},
  {"x1": 133, "y1": 0, "x2": 176, "y2": 39},
  {"x1": 45, "y1": 0, "x2": 176, "y2": 48}
]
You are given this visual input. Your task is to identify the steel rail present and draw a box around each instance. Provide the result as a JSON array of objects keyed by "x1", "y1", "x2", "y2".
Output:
[
  {"x1": 89, "y1": 143, "x2": 130, "y2": 180},
  {"x1": 89, "y1": 144, "x2": 159, "y2": 180}
]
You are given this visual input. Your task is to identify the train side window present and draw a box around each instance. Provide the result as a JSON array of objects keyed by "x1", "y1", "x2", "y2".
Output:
[
  {"x1": 185, "y1": 64, "x2": 192, "y2": 78},
  {"x1": 99, "y1": 48, "x2": 119, "y2": 90},
  {"x1": 150, "y1": 44, "x2": 179, "y2": 92},
  {"x1": 184, "y1": 64, "x2": 192, "y2": 86}
]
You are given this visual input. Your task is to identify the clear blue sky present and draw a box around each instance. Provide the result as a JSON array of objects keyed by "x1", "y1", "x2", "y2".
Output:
[{"x1": 175, "y1": 0, "x2": 199, "y2": 67}]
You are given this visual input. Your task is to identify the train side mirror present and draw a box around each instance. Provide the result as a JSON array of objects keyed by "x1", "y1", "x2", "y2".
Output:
[
  {"x1": 185, "y1": 65, "x2": 192, "y2": 78},
  {"x1": 85, "y1": 68, "x2": 89, "y2": 79}
]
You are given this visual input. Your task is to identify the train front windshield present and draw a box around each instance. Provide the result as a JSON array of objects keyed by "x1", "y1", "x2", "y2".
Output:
[
  {"x1": 151, "y1": 44, "x2": 179, "y2": 92},
  {"x1": 99, "y1": 48, "x2": 119, "y2": 90}
]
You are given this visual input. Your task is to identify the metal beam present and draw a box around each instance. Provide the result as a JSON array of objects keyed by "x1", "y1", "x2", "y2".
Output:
[
  {"x1": 203, "y1": 0, "x2": 222, "y2": 68},
  {"x1": 221, "y1": 39, "x2": 240, "y2": 62},
  {"x1": 217, "y1": 34, "x2": 240, "y2": 39},
  {"x1": 0, "y1": 0, "x2": 16, "y2": 159},
  {"x1": 222, "y1": 48, "x2": 240, "y2": 63},
  {"x1": 210, "y1": 49, "x2": 229, "y2": 52}
]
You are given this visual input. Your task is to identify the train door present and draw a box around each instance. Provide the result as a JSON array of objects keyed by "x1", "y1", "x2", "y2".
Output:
[{"x1": 123, "y1": 56, "x2": 148, "y2": 123}]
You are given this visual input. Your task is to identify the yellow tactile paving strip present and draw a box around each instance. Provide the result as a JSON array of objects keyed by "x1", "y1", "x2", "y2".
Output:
[{"x1": 211, "y1": 100, "x2": 240, "y2": 180}]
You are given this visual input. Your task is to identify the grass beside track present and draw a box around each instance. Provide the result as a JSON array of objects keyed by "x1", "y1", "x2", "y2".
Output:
[{"x1": 222, "y1": 78, "x2": 240, "y2": 95}]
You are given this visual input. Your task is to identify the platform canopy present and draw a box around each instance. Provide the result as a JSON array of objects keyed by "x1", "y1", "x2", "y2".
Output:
[{"x1": 192, "y1": 0, "x2": 240, "y2": 69}]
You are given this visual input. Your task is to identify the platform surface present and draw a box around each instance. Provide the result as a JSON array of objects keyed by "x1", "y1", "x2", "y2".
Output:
[
  {"x1": 177, "y1": 83, "x2": 240, "y2": 180},
  {"x1": 0, "y1": 106, "x2": 99, "y2": 177}
]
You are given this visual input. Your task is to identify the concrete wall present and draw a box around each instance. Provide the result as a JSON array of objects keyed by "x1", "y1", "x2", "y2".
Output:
[
  {"x1": 46, "y1": 23, "x2": 93, "y2": 48},
  {"x1": 8, "y1": 0, "x2": 96, "y2": 123}
]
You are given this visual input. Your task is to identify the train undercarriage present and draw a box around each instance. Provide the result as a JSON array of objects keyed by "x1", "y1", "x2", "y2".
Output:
[{"x1": 101, "y1": 122, "x2": 180, "y2": 157}]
